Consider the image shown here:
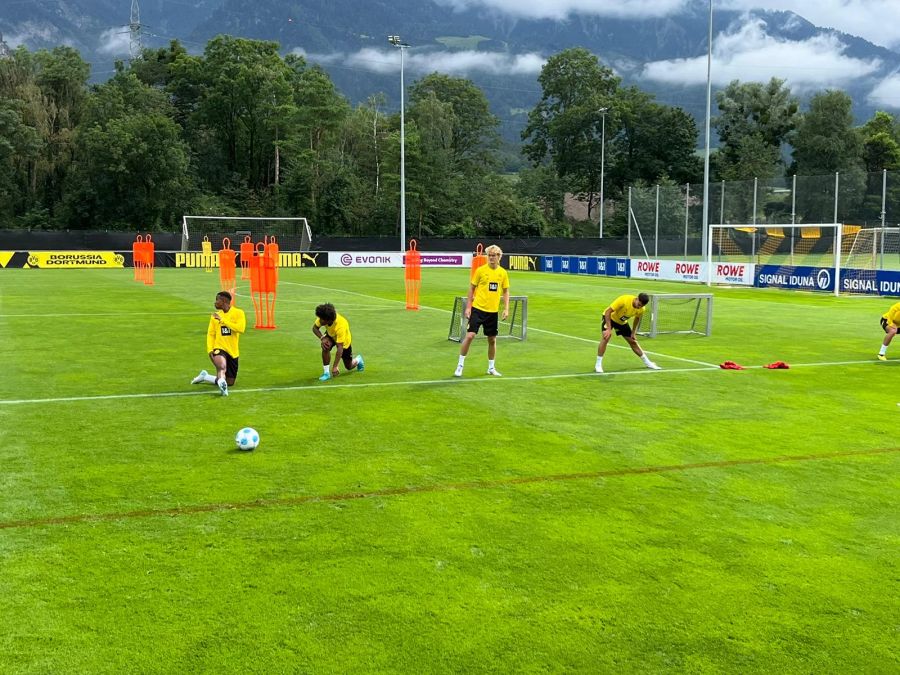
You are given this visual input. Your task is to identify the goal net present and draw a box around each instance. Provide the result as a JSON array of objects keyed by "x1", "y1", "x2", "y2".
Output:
[
  {"x1": 181, "y1": 216, "x2": 312, "y2": 251},
  {"x1": 637, "y1": 293, "x2": 712, "y2": 338},
  {"x1": 842, "y1": 226, "x2": 900, "y2": 270},
  {"x1": 708, "y1": 223, "x2": 842, "y2": 296},
  {"x1": 448, "y1": 296, "x2": 528, "y2": 342}
]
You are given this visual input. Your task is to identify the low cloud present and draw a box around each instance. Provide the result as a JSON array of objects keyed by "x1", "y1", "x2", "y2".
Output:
[
  {"x1": 640, "y1": 17, "x2": 882, "y2": 91},
  {"x1": 868, "y1": 72, "x2": 900, "y2": 109},
  {"x1": 4, "y1": 23, "x2": 64, "y2": 48},
  {"x1": 436, "y1": 0, "x2": 689, "y2": 21},
  {"x1": 98, "y1": 27, "x2": 131, "y2": 56},
  {"x1": 293, "y1": 47, "x2": 546, "y2": 77}
]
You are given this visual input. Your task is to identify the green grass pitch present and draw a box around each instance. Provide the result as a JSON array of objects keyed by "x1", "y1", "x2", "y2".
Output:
[{"x1": 1, "y1": 267, "x2": 898, "y2": 672}]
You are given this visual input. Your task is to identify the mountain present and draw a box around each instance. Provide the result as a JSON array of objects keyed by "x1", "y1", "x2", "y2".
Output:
[{"x1": 2, "y1": 0, "x2": 898, "y2": 142}]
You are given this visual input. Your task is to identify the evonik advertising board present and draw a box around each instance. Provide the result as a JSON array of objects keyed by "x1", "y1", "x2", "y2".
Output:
[{"x1": 330, "y1": 252, "x2": 473, "y2": 268}]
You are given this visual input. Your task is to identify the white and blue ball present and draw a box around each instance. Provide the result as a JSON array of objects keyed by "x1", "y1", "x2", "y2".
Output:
[{"x1": 235, "y1": 427, "x2": 260, "y2": 451}]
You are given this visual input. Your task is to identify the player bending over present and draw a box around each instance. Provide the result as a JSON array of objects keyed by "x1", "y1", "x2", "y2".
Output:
[
  {"x1": 191, "y1": 291, "x2": 246, "y2": 396},
  {"x1": 878, "y1": 301, "x2": 900, "y2": 361},
  {"x1": 595, "y1": 293, "x2": 660, "y2": 373},
  {"x1": 313, "y1": 303, "x2": 364, "y2": 381}
]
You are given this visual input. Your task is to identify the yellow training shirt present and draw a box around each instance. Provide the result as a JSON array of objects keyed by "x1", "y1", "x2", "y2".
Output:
[
  {"x1": 207, "y1": 306, "x2": 246, "y2": 357},
  {"x1": 471, "y1": 264, "x2": 509, "y2": 313},
  {"x1": 315, "y1": 313, "x2": 352, "y2": 346},
  {"x1": 605, "y1": 294, "x2": 645, "y2": 325},
  {"x1": 883, "y1": 302, "x2": 900, "y2": 327}
]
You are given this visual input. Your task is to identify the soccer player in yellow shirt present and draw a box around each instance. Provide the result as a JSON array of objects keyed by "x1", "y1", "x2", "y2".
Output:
[
  {"x1": 455, "y1": 244, "x2": 510, "y2": 377},
  {"x1": 190, "y1": 291, "x2": 246, "y2": 396},
  {"x1": 595, "y1": 292, "x2": 660, "y2": 373},
  {"x1": 313, "y1": 303, "x2": 364, "y2": 381},
  {"x1": 878, "y1": 301, "x2": 900, "y2": 361}
]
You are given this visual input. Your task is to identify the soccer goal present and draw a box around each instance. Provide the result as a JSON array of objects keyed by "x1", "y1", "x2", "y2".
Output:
[
  {"x1": 843, "y1": 226, "x2": 900, "y2": 270},
  {"x1": 637, "y1": 293, "x2": 712, "y2": 338},
  {"x1": 707, "y1": 223, "x2": 842, "y2": 296},
  {"x1": 181, "y1": 216, "x2": 312, "y2": 252},
  {"x1": 448, "y1": 296, "x2": 528, "y2": 342}
]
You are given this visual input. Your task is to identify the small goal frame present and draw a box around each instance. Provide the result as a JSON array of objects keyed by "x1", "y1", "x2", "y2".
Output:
[
  {"x1": 448, "y1": 296, "x2": 528, "y2": 342},
  {"x1": 637, "y1": 293, "x2": 713, "y2": 338}
]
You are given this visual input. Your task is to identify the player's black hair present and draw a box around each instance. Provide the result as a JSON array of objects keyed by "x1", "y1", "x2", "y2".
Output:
[
  {"x1": 637, "y1": 292, "x2": 650, "y2": 305},
  {"x1": 315, "y1": 303, "x2": 337, "y2": 323},
  {"x1": 216, "y1": 291, "x2": 232, "y2": 302}
]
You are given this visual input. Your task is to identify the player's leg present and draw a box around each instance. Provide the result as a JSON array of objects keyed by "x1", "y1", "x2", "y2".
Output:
[
  {"x1": 456, "y1": 311, "x2": 482, "y2": 376},
  {"x1": 223, "y1": 354, "x2": 238, "y2": 387},
  {"x1": 595, "y1": 331, "x2": 612, "y2": 372},
  {"x1": 209, "y1": 351, "x2": 230, "y2": 395},
  {"x1": 879, "y1": 319, "x2": 895, "y2": 360},
  {"x1": 485, "y1": 313, "x2": 501, "y2": 376},
  {"x1": 624, "y1": 331, "x2": 660, "y2": 370},
  {"x1": 341, "y1": 345, "x2": 357, "y2": 372},
  {"x1": 320, "y1": 339, "x2": 334, "y2": 380}
]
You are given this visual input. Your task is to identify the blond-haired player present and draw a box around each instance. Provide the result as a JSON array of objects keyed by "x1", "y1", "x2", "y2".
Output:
[
  {"x1": 877, "y1": 301, "x2": 900, "y2": 361},
  {"x1": 454, "y1": 244, "x2": 509, "y2": 377}
]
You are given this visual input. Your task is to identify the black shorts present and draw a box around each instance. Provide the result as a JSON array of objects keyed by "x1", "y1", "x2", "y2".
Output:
[
  {"x1": 212, "y1": 349, "x2": 239, "y2": 380},
  {"x1": 609, "y1": 320, "x2": 632, "y2": 338},
  {"x1": 324, "y1": 340, "x2": 355, "y2": 368},
  {"x1": 467, "y1": 307, "x2": 499, "y2": 337}
]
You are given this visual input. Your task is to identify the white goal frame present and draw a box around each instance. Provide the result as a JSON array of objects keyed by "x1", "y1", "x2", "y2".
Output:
[
  {"x1": 843, "y1": 226, "x2": 900, "y2": 270},
  {"x1": 706, "y1": 222, "x2": 842, "y2": 297},
  {"x1": 448, "y1": 296, "x2": 528, "y2": 342},
  {"x1": 181, "y1": 215, "x2": 311, "y2": 251},
  {"x1": 637, "y1": 293, "x2": 713, "y2": 338}
]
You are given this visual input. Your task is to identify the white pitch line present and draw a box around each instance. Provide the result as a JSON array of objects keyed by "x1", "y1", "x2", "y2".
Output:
[{"x1": 0, "y1": 360, "x2": 881, "y2": 406}]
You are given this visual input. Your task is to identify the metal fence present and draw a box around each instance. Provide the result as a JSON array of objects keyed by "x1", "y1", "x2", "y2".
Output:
[{"x1": 627, "y1": 170, "x2": 899, "y2": 263}]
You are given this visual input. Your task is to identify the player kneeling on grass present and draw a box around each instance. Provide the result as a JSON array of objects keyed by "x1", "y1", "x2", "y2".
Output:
[
  {"x1": 877, "y1": 301, "x2": 900, "y2": 361},
  {"x1": 455, "y1": 244, "x2": 510, "y2": 378},
  {"x1": 191, "y1": 291, "x2": 246, "y2": 396},
  {"x1": 313, "y1": 303, "x2": 364, "y2": 381},
  {"x1": 595, "y1": 293, "x2": 660, "y2": 373}
]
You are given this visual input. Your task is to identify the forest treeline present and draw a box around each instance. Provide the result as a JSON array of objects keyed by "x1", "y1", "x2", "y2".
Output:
[{"x1": 1, "y1": 37, "x2": 898, "y2": 236}]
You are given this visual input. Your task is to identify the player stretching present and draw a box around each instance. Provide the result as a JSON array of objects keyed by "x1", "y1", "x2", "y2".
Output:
[
  {"x1": 191, "y1": 291, "x2": 246, "y2": 396},
  {"x1": 877, "y1": 301, "x2": 900, "y2": 361},
  {"x1": 595, "y1": 293, "x2": 660, "y2": 373},
  {"x1": 455, "y1": 244, "x2": 510, "y2": 377},
  {"x1": 312, "y1": 303, "x2": 364, "y2": 381}
]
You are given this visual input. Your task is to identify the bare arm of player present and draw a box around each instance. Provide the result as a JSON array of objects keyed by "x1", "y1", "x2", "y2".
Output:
[
  {"x1": 464, "y1": 282, "x2": 476, "y2": 319},
  {"x1": 332, "y1": 344, "x2": 343, "y2": 375},
  {"x1": 501, "y1": 287, "x2": 510, "y2": 321},
  {"x1": 632, "y1": 313, "x2": 643, "y2": 334}
]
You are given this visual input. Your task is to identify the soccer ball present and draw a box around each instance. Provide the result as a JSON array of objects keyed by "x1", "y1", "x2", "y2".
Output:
[{"x1": 235, "y1": 427, "x2": 260, "y2": 451}]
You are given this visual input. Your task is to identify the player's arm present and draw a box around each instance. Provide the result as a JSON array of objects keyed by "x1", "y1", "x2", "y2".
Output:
[
  {"x1": 632, "y1": 312, "x2": 643, "y2": 334},
  {"x1": 501, "y1": 286, "x2": 510, "y2": 320},
  {"x1": 206, "y1": 317, "x2": 216, "y2": 353},
  {"x1": 221, "y1": 309, "x2": 246, "y2": 334},
  {"x1": 464, "y1": 281, "x2": 477, "y2": 319},
  {"x1": 331, "y1": 343, "x2": 343, "y2": 374},
  {"x1": 602, "y1": 308, "x2": 614, "y2": 339}
]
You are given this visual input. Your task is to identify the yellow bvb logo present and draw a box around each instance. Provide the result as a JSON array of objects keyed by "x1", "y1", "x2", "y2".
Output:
[{"x1": 27, "y1": 254, "x2": 38, "y2": 267}]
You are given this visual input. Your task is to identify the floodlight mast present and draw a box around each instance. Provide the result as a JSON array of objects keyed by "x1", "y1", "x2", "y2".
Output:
[{"x1": 388, "y1": 35, "x2": 410, "y2": 252}]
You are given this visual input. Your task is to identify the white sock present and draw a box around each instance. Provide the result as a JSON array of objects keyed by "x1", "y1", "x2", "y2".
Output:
[
  {"x1": 323, "y1": 365, "x2": 330, "y2": 375},
  {"x1": 880, "y1": 345, "x2": 888, "y2": 355},
  {"x1": 458, "y1": 355, "x2": 466, "y2": 368},
  {"x1": 595, "y1": 356, "x2": 603, "y2": 367},
  {"x1": 203, "y1": 374, "x2": 217, "y2": 384},
  {"x1": 640, "y1": 353, "x2": 651, "y2": 364},
  {"x1": 488, "y1": 359, "x2": 495, "y2": 371}
]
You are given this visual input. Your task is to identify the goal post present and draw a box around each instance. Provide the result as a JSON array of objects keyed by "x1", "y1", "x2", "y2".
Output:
[
  {"x1": 842, "y1": 226, "x2": 900, "y2": 270},
  {"x1": 181, "y1": 216, "x2": 312, "y2": 251},
  {"x1": 706, "y1": 222, "x2": 842, "y2": 296},
  {"x1": 637, "y1": 293, "x2": 713, "y2": 338},
  {"x1": 448, "y1": 296, "x2": 528, "y2": 342}
]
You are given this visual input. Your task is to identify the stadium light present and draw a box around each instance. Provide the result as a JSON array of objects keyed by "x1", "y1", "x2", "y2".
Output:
[
  {"x1": 597, "y1": 107, "x2": 608, "y2": 239},
  {"x1": 388, "y1": 35, "x2": 410, "y2": 252}
]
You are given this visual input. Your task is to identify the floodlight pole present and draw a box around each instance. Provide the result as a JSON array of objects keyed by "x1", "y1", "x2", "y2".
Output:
[
  {"x1": 703, "y1": 0, "x2": 714, "y2": 286},
  {"x1": 389, "y1": 35, "x2": 409, "y2": 252},
  {"x1": 598, "y1": 107, "x2": 608, "y2": 239}
]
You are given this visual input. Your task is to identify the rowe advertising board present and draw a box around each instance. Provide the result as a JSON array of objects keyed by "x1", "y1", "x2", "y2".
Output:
[
  {"x1": 630, "y1": 259, "x2": 755, "y2": 285},
  {"x1": 541, "y1": 255, "x2": 630, "y2": 277},
  {"x1": 330, "y1": 252, "x2": 473, "y2": 268}
]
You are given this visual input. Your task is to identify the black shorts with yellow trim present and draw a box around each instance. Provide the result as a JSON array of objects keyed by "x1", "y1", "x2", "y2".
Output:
[{"x1": 468, "y1": 307, "x2": 499, "y2": 337}]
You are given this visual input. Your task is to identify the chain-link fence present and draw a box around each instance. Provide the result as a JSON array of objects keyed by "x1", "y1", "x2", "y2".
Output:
[{"x1": 627, "y1": 170, "x2": 899, "y2": 265}]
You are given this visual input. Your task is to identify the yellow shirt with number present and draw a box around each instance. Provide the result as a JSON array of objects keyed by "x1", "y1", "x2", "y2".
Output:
[
  {"x1": 883, "y1": 302, "x2": 900, "y2": 327},
  {"x1": 471, "y1": 264, "x2": 509, "y2": 313},
  {"x1": 606, "y1": 294, "x2": 645, "y2": 325},
  {"x1": 206, "y1": 306, "x2": 246, "y2": 357},
  {"x1": 315, "y1": 313, "x2": 352, "y2": 346}
]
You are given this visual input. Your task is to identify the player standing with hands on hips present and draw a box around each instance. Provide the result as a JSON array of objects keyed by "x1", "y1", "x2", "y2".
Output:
[
  {"x1": 191, "y1": 291, "x2": 246, "y2": 396},
  {"x1": 455, "y1": 244, "x2": 510, "y2": 378},
  {"x1": 595, "y1": 293, "x2": 661, "y2": 373}
]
